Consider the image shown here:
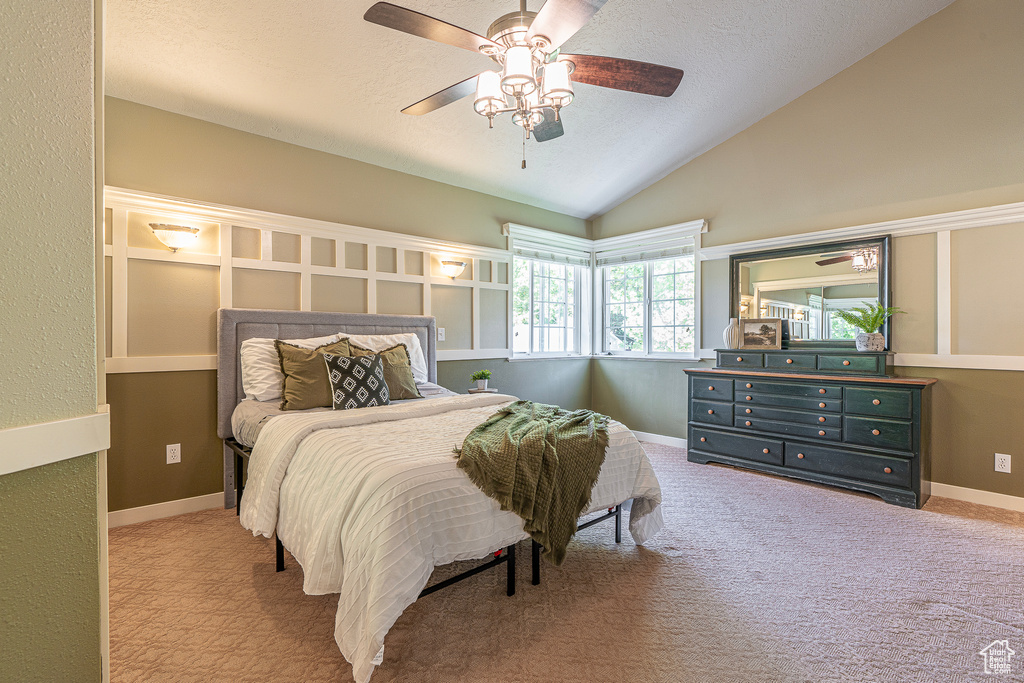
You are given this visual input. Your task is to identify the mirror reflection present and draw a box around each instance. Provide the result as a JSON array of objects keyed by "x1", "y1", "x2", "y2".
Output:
[{"x1": 738, "y1": 248, "x2": 881, "y2": 343}]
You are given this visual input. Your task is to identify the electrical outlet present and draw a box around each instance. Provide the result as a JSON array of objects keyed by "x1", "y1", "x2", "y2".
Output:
[
  {"x1": 437, "y1": 327, "x2": 446, "y2": 342},
  {"x1": 166, "y1": 443, "x2": 181, "y2": 464},
  {"x1": 995, "y1": 453, "x2": 1011, "y2": 473}
]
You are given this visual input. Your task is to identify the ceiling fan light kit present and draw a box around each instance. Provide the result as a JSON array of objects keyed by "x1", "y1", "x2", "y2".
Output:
[{"x1": 364, "y1": 0, "x2": 684, "y2": 160}]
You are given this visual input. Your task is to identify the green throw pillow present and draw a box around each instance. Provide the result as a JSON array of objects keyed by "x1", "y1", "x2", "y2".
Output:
[
  {"x1": 350, "y1": 343, "x2": 423, "y2": 400},
  {"x1": 276, "y1": 338, "x2": 352, "y2": 410}
]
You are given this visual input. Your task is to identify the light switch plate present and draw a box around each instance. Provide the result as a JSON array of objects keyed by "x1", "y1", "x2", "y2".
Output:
[{"x1": 437, "y1": 327, "x2": 446, "y2": 342}]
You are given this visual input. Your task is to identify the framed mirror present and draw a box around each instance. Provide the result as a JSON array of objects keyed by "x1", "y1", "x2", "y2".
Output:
[{"x1": 729, "y1": 235, "x2": 892, "y2": 349}]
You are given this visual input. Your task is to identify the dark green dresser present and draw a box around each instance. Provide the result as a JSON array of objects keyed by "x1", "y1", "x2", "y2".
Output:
[{"x1": 686, "y1": 350, "x2": 936, "y2": 508}]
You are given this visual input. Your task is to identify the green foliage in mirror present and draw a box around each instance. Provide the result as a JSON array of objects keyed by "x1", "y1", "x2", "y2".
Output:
[{"x1": 831, "y1": 302, "x2": 903, "y2": 334}]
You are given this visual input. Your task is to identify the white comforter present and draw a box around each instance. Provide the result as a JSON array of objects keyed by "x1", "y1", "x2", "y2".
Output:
[{"x1": 239, "y1": 394, "x2": 664, "y2": 682}]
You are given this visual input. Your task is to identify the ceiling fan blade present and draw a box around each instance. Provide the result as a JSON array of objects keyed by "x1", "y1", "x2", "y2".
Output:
[
  {"x1": 527, "y1": 0, "x2": 609, "y2": 51},
  {"x1": 561, "y1": 54, "x2": 683, "y2": 97},
  {"x1": 364, "y1": 2, "x2": 500, "y2": 54},
  {"x1": 815, "y1": 255, "x2": 854, "y2": 266},
  {"x1": 533, "y1": 109, "x2": 564, "y2": 142},
  {"x1": 401, "y1": 74, "x2": 480, "y2": 116}
]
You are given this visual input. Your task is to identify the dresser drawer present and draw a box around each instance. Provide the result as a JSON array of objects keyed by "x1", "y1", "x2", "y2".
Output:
[
  {"x1": 691, "y1": 378, "x2": 734, "y2": 401},
  {"x1": 718, "y1": 353, "x2": 765, "y2": 369},
  {"x1": 785, "y1": 443, "x2": 912, "y2": 488},
  {"x1": 734, "y1": 417, "x2": 842, "y2": 442},
  {"x1": 845, "y1": 387, "x2": 912, "y2": 419},
  {"x1": 734, "y1": 380, "x2": 842, "y2": 400},
  {"x1": 737, "y1": 393, "x2": 843, "y2": 414},
  {"x1": 818, "y1": 354, "x2": 880, "y2": 374},
  {"x1": 765, "y1": 354, "x2": 817, "y2": 370},
  {"x1": 844, "y1": 416, "x2": 913, "y2": 452},
  {"x1": 691, "y1": 400, "x2": 733, "y2": 426},
  {"x1": 690, "y1": 427, "x2": 783, "y2": 466},
  {"x1": 736, "y1": 405, "x2": 841, "y2": 427}
]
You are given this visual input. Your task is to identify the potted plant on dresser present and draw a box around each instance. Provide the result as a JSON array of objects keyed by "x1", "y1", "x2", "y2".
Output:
[{"x1": 832, "y1": 302, "x2": 903, "y2": 351}]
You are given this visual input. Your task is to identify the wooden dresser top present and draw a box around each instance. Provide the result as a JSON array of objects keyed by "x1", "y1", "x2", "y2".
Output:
[{"x1": 684, "y1": 367, "x2": 938, "y2": 387}]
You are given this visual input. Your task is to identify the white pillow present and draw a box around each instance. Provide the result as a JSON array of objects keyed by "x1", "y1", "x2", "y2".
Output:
[
  {"x1": 240, "y1": 333, "x2": 343, "y2": 402},
  {"x1": 346, "y1": 333, "x2": 429, "y2": 384}
]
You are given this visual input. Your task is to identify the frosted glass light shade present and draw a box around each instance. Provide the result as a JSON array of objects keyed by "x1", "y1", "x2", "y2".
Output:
[
  {"x1": 474, "y1": 71, "x2": 505, "y2": 116},
  {"x1": 149, "y1": 223, "x2": 200, "y2": 252},
  {"x1": 440, "y1": 260, "x2": 467, "y2": 278},
  {"x1": 542, "y1": 60, "x2": 573, "y2": 107},
  {"x1": 501, "y1": 46, "x2": 536, "y2": 95}
]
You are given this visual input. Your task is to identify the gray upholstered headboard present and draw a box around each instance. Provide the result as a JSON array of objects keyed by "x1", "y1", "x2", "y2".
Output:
[{"x1": 216, "y1": 308, "x2": 437, "y2": 440}]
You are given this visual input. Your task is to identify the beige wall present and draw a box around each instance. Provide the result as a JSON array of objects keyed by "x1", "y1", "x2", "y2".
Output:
[
  {"x1": 106, "y1": 98, "x2": 588, "y2": 250},
  {"x1": 0, "y1": 0, "x2": 101, "y2": 679},
  {"x1": 594, "y1": 0, "x2": 1024, "y2": 243},
  {"x1": 588, "y1": 0, "x2": 1024, "y2": 499}
]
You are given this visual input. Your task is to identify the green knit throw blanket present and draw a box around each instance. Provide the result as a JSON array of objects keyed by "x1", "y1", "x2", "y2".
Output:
[{"x1": 455, "y1": 400, "x2": 610, "y2": 566}]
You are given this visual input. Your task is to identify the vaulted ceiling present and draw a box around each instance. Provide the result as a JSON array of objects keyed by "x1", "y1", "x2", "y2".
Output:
[{"x1": 106, "y1": 0, "x2": 953, "y2": 219}]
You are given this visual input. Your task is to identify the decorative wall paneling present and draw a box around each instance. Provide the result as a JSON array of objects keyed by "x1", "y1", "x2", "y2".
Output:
[
  {"x1": 104, "y1": 188, "x2": 512, "y2": 372},
  {"x1": 698, "y1": 201, "x2": 1024, "y2": 371}
]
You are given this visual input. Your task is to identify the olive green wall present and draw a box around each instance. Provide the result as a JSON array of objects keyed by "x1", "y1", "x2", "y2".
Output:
[
  {"x1": 0, "y1": 0, "x2": 101, "y2": 679},
  {"x1": 106, "y1": 372, "x2": 223, "y2": 511},
  {"x1": 438, "y1": 359, "x2": 592, "y2": 411},
  {"x1": 587, "y1": 0, "x2": 1024, "y2": 499}
]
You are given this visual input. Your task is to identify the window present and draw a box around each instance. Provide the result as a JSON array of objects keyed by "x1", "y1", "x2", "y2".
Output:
[
  {"x1": 513, "y1": 258, "x2": 580, "y2": 355},
  {"x1": 603, "y1": 254, "x2": 696, "y2": 356}
]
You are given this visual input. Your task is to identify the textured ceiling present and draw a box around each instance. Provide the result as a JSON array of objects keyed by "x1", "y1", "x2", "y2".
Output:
[{"x1": 105, "y1": 0, "x2": 953, "y2": 219}]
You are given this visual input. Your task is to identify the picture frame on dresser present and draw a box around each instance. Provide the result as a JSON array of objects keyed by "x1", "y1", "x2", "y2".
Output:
[{"x1": 739, "y1": 318, "x2": 784, "y2": 350}]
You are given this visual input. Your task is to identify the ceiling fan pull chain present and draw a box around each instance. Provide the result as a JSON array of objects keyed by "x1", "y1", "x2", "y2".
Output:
[{"x1": 522, "y1": 127, "x2": 527, "y2": 169}]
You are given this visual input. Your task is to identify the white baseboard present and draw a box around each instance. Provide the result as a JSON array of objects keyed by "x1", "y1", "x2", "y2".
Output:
[
  {"x1": 108, "y1": 491, "x2": 224, "y2": 528},
  {"x1": 632, "y1": 431, "x2": 687, "y2": 449},
  {"x1": 930, "y1": 482, "x2": 1024, "y2": 513}
]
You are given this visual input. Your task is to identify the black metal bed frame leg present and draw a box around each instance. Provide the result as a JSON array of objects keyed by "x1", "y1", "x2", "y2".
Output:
[
  {"x1": 235, "y1": 451, "x2": 243, "y2": 516},
  {"x1": 506, "y1": 543, "x2": 516, "y2": 596},
  {"x1": 532, "y1": 540, "x2": 541, "y2": 585},
  {"x1": 276, "y1": 536, "x2": 285, "y2": 572},
  {"x1": 615, "y1": 504, "x2": 622, "y2": 544}
]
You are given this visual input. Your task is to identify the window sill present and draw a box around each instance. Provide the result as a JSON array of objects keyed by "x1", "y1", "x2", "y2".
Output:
[
  {"x1": 508, "y1": 354, "x2": 590, "y2": 362},
  {"x1": 508, "y1": 354, "x2": 713, "y2": 363}
]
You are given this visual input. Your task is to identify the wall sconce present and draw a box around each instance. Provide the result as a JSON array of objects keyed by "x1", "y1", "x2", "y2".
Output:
[
  {"x1": 150, "y1": 223, "x2": 200, "y2": 252},
  {"x1": 739, "y1": 301, "x2": 749, "y2": 314},
  {"x1": 440, "y1": 260, "x2": 467, "y2": 279},
  {"x1": 794, "y1": 309, "x2": 806, "y2": 321}
]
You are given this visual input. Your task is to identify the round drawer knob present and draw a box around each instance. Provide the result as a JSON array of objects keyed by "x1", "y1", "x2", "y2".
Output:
[
  {"x1": 843, "y1": 360, "x2": 851, "y2": 366},
  {"x1": 746, "y1": 383, "x2": 752, "y2": 388},
  {"x1": 745, "y1": 408, "x2": 752, "y2": 414},
  {"x1": 708, "y1": 409, "x2": 714, "y2": 415},
  {"x1": 700, "y1": 437, "x2": 706, "y2": 442},
  {"x1": 818, "y1": 417, "x2": 826, "y2": 423},
  {"x1": 746, "y1": 396, "x2": 752, "y2": 401},
  {"x1": 708, "y1": 385, "x2": 715, "y2": 391},
  {"x1": 797, "y1": 453, "x2": 805, "y2": 459},
  {"x1": 819, "y1": 402, "x2": 826, "y2": 408},
  {"x1": 819, "y1": 389, "x2": 826, "y2": 394},
  {"x1": 818, "y1": 430, "x2": 826, "y2": 436},
  {"x1": 872, "y1": 429, "x2": 881, "y2": 436},
  {"x1": 884, "y1": 467, "x2": 892, "y2": 474},
  {"x1": 873, "y1": 399, "x2": 881, "y2": 405},
  {"x1": 736, "y1": 356, "x2": 743, "y2": 362},
  {"x1": 786, "y1": 358, "x2": 793, "y2": 364},
  {"x1": 762, "y1": 448, "x2": 770, "y2": 454},
  {"x1": 745, "y1": 421, "x2": 752, "y2": 426}
]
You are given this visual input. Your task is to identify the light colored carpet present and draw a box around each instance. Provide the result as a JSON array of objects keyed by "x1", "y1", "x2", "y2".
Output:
[{"x1": 109, "y1": 444, "x2": 1024, "y2": 682}]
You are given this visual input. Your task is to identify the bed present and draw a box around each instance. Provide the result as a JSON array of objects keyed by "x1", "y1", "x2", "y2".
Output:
[{"x1": 217, "y1": 308, "x2": 664, "y2": 682}]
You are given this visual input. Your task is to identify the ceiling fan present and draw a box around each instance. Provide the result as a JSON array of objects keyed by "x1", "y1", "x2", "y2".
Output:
[
  {"x1": 363, "y1": 0, "x2": 684, "y2": 152},
  {"x1": 816, "y1": 248, "x2": 878, "y2": 272}
]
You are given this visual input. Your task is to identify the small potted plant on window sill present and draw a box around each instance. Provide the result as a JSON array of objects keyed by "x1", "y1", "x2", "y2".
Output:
[
  {"x1": 470, "y1": 369, "x2": 492, "y2": 391},
  {"x1": 832, "y1": 302, "x2": 903, "y2": 352}
]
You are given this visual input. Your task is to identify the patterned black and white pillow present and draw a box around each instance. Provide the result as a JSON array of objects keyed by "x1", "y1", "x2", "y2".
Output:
[{"x1": 323, "y1": 353, "x2": 390, "y2": 410}]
